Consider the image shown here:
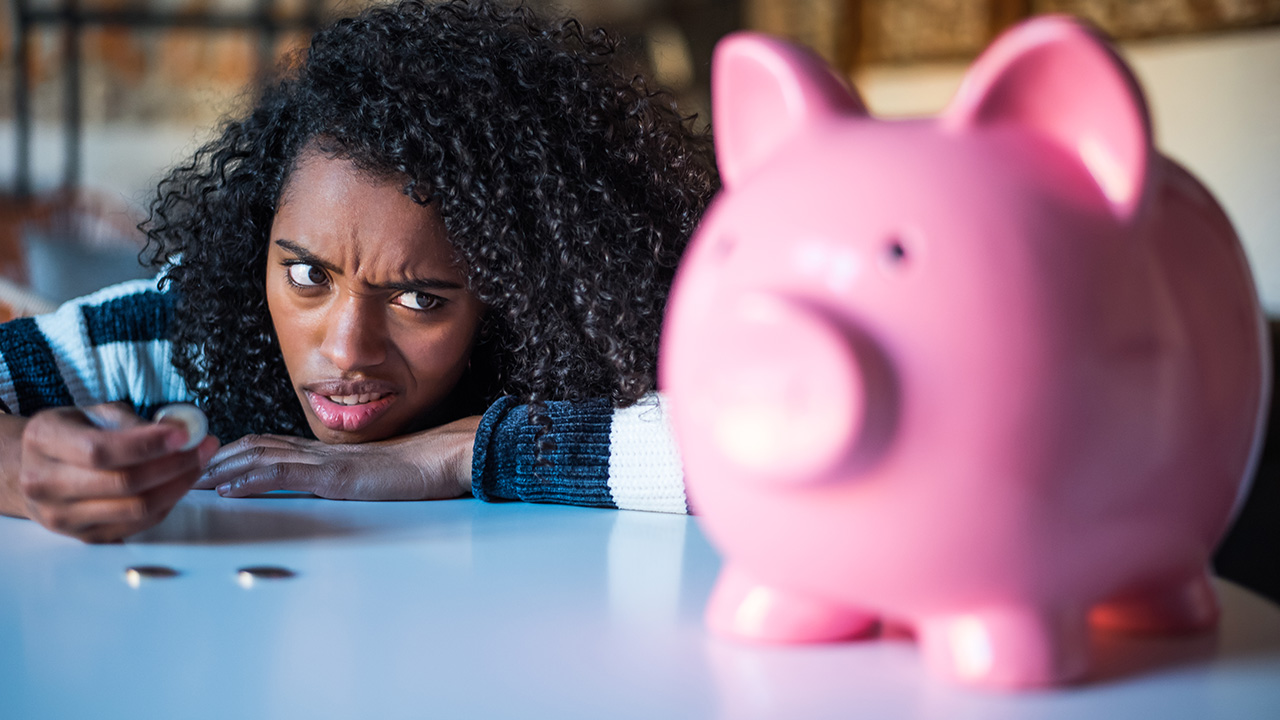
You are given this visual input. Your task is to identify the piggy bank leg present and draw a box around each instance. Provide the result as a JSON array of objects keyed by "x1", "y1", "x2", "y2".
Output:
[
  {"x1": 917, "y1": 606, "x2": 1090, "y2": 689},
  {"x1": 1090, "y1": 570, "x2": 1219, "y2": 634},
  {"x1": 706, "y1": 565, "x2": 878, "y2": 643}
]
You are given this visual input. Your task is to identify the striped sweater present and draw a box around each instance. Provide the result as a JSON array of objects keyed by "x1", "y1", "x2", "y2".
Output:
[{"x1": 0, "y1": 278, "x2": 688, "y2": 514}]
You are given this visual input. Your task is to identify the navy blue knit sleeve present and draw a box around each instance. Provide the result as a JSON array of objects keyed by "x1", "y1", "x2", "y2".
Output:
[
  {"x1": 471, "y1": 396, "x2": 618, "y2": 508},
  {"x1": 0, "y1": 317, "x2": 77, "y2": 414},
  {"x1": 471, "y1": 394, "x2": 689, "y2": 514}
]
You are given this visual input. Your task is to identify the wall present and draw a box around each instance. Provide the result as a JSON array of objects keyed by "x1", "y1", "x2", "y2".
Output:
[
  {"x1": 3, "y1": 19, "x2": 1277, "y2": 310},
  {"x1": 856, "y1": 25, "x2": 1280, "y2": 313}
]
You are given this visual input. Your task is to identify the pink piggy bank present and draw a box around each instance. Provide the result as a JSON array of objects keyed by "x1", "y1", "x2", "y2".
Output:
[{"x1": 660, "y1": 16, "x2": 1270, "y2": 690}]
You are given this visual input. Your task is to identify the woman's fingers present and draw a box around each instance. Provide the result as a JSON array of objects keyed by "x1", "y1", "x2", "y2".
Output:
[
  {"x1": 200, "y1": 436, "x2": 413, "y2": 500},
  {"x1": 213, "y1": 462, "x2": 346, "y2": 498},
  {"x1": 197, "y1": 422, "x2": 480, "y2": 502},
  {"x1": 18, "y1": 404, "x2": 222, "y2": 543},
  {"x1": 199, "y1": 436, "x2": 353, "y2": 497},
  {"x1": 39, "y1": 473, "x2": 198, "y2": 541},
  {"x1": 22, "y1": 430, "x2": 208, "y2": 502},
  {"x1": 24, "y1": 406, "x2": 189, "y2": 472},
  {"x1": 195, "y1": 435, "x2": 323, "y2": 489},
  {"x1": 81, "y1": 401, "x2": 147, "y2": 430}
]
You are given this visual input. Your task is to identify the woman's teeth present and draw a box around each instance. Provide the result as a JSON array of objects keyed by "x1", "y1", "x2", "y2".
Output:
[{"x1": 326, "y1": 393, "x2": 386, "y2": 406}]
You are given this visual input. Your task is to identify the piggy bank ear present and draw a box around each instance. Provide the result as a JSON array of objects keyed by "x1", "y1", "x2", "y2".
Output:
[
  {"x1": 713, "y1": 32, "x2": 868, "y2": 187},
  {"x1": 944, "y1": 16, "x2": 1153, "y2": 221}
]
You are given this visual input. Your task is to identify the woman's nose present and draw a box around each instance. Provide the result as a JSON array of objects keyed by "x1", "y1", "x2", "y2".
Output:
[{"x1": 319, "y1": 295, "x2": 387, "y2": 371}]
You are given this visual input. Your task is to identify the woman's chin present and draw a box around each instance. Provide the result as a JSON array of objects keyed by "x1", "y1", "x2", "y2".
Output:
[{"x1": 307, "y1": 421, "x2": 397, "y2": 445}]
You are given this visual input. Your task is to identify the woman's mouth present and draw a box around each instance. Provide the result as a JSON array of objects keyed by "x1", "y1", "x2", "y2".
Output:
[
  {"x1": 305, "y1": 390, "x2": 396, "y2": 432},
  {"x1": 327, "y1": 392, "x2": 386, "y2": 406}
]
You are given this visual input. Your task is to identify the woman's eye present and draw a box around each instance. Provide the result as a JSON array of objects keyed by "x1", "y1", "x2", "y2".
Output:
[
  {"x1": 287, "y1": 263, "x2": 328, "y2": 287},
  {"x1": 393, "y1": 291, "x2": 443, "y2": 312}
]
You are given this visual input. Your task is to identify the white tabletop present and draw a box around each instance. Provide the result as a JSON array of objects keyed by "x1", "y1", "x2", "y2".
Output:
[{"x1": 1, "y1": 490, "x2": 1277, "y2": 719}]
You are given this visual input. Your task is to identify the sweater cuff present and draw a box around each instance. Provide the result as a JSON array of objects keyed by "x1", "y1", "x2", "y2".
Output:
[{"x1": 471, "y1": 396, "x2": 617, "y2": 507}]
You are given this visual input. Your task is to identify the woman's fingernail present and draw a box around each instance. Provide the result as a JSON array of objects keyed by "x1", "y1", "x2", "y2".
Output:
[
  {"x1": 165, "y1": 429, "x2": 190, "y2": 452},
  {"x1": 216, "y1": 484, "x2": 231, "y2": 496}
]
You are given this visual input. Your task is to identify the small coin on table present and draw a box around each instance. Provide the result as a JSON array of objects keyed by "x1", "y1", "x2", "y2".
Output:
[
  {"x1": 237, "y1": 565, "x2": 297, "y2": 588},
  {"x1": 124, "y1": 565, "x2": 180, "y2": 587}
]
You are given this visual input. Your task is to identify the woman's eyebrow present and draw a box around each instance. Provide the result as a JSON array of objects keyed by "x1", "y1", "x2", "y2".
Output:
[
  {"x1": 275, "y1": 239, "x2": 340, "y2": 274},
  {"x1": 274, "y1": 238, "x2": 464, "y2": 293}
]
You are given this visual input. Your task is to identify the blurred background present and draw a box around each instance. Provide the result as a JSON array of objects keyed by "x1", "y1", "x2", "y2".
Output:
[{"x1": 1, "y1": 0, "x2": 1278, "y2": 319}]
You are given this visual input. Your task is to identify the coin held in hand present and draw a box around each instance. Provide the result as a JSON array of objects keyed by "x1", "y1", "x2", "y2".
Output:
[{"x1": 155, "y1": 404, "x2": 208, "y2": 451}]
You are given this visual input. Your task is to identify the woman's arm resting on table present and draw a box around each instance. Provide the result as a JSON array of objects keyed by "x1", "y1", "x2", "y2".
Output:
[
  {"x1": 0, "y1": 404, "x2": 218, "y2": 542},
  {"x1": 196, "y1": 415, "x2": 480, "y2": 500},
  {"x1": 199, "y1": 393, "x2": 689, "y2": 513}
]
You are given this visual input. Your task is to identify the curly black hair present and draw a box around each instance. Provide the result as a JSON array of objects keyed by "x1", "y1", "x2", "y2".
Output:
[{"x1": 140, "y1": 0, "x2": 718, "y2": 443}]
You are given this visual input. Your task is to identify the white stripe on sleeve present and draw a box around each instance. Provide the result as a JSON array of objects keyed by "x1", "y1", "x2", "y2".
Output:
[
  {"x1": 607, "y1": 392, "x2": 688, "y2": 514},
  {"x1": 32, "y1": 278, "x2": 172, "y2": 407}
]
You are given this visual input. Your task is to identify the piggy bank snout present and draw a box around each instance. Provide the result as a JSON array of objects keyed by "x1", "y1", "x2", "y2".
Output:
[{"x1": 690, "y1": 293, "x2": 893, "y2": 484}]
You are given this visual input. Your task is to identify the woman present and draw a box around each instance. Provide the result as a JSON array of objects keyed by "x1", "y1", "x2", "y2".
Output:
[{"x1": 0, "y1": 0, "x2": 715, "y2": 542}]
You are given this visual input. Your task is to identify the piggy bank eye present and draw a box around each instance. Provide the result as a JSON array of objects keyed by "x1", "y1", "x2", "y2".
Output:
[{"x1": 881, "y1": 235, "x2": 911, "y2": 274}]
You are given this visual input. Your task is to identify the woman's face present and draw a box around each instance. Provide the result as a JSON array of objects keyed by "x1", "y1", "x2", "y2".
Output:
[{"x1": 266, "y1": 150, "x2": 484, "y2": 444}]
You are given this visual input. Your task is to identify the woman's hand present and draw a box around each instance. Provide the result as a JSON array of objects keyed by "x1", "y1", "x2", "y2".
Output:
[
  {"x1": 194, "y1": 416, "x2": 481, "y2": 500},
  {"x1": 16, "y1": 403, "x2": 220, "y2": 543}
]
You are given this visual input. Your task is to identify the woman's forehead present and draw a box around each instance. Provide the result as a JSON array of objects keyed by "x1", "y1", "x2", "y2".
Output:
[
  {"x1": 277, "y1": 148, "x2": 407, "y2": 212},
  {"x1": 271, "y1": 153, "x2": 463, "y2": 281}
]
